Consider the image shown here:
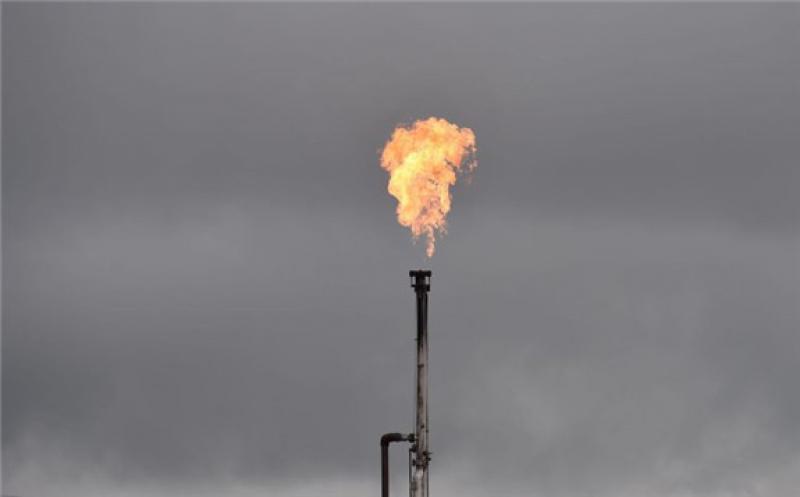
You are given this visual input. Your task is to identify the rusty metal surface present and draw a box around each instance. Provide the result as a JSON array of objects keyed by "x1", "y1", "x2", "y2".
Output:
[{"x1": 409, "y1": 270, "x2": 431, "y2": 497}]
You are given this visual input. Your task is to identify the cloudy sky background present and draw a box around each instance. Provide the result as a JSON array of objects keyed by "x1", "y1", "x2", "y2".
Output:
[{"x1": 4, "y1": 3, "x2": 800, "y2": 497}]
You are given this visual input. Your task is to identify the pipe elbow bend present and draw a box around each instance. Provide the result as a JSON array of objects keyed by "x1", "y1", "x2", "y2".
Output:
[{"x1": 380, "y1": 432, "x2": 413, "y2": 447}]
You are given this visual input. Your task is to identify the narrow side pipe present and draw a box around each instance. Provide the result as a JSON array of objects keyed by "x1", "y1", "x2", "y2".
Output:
[{"x1": 381, "y1": 433, "x2": 413, "y2": 497}]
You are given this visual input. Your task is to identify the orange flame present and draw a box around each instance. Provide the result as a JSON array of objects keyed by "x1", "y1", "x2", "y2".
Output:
[{"x1": 380, "y1": 117, "x2": 476, "y2": 257}]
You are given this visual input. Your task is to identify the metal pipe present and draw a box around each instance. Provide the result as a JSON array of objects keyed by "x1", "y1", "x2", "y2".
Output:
[
  {"x1": 409, "y1": 270, "x2": 431, "y2": 497},
  {"x1": 381, "y1": 432, "x2": 413, "y2": 497}
]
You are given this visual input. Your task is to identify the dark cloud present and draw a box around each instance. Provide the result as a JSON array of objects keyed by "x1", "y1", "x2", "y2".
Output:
[{"x1": 3, "y1": 3, "x2": 799, "y2": 497}]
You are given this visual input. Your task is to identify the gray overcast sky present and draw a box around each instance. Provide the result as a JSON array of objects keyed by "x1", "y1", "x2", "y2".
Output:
[{"x1": 3, "y1": 3, "x2": 800, "y2": 497}]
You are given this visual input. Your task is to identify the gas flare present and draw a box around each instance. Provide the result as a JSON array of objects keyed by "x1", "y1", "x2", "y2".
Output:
[{"x1": 380, "y1": 117, "x2": 476, "y2": 257}]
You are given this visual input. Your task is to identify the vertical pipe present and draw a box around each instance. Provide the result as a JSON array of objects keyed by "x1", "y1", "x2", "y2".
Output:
[
  {"x1": 382, "y1": 440, "x2": 390, "y2": 497},
  {"x1": 381, "y1": 433, "x2": 412, "y2": 497},
  {"x1": 410, "y1": 270, "x2": 431, "y2": 497}
]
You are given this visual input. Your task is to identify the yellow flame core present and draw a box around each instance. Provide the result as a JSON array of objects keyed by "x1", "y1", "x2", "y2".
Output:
[{"x1": 380, "y1": 117, "x2": 476, "y2": 257}]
